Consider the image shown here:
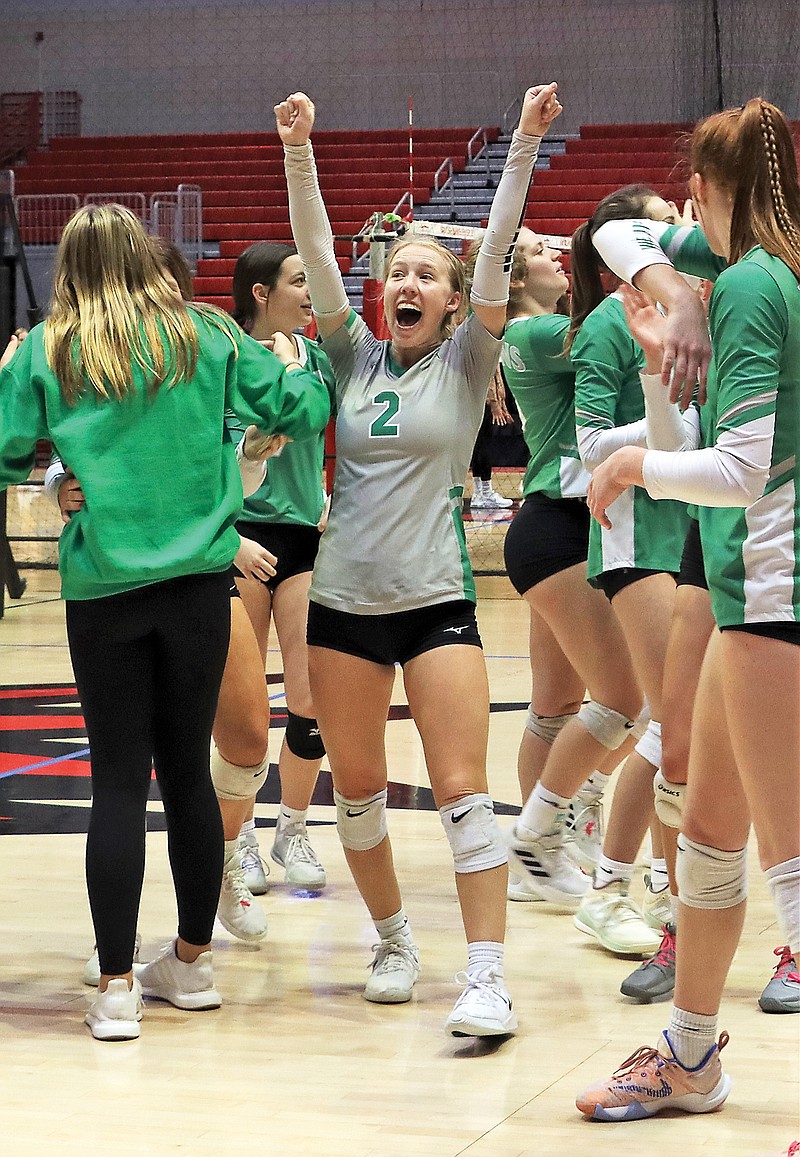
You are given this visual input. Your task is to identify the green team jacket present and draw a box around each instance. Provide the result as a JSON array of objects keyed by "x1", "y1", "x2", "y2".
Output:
[{"x1": 0, "y1": 308, "x2": 331, "y2": 600}]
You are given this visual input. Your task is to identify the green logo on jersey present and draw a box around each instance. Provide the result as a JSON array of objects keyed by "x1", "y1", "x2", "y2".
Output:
[{"x1": 370, "y1": 389, "x2": 401, "y2": 437}]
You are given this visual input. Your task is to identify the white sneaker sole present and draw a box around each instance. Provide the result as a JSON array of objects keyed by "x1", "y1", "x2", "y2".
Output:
[
  {"x1": 85, "y1": 1012, "x2": 142, "y2": 1041},
  {"x1": 270, "y1": 849, "x2": 326, "y2": 891},
  {"x1": 363, "y1": 983, "x2": 416, "y2": 1004},
  {"x1": 134, "y1": 966, "x2": 222, "y2": 1011},
  {"x1": 446, "y1": 1010, "x2": 518, "y2": 1037}
]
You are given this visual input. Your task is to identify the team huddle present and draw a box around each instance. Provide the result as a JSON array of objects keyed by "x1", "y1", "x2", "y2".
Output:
[{"x1": 0, "y1": 81, "x2": 797, "y2": 1129}]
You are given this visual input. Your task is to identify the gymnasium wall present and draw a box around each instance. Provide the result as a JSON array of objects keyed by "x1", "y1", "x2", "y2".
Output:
[{"x1": 0, "y1": 0, "x2": 797, "y2": 136}]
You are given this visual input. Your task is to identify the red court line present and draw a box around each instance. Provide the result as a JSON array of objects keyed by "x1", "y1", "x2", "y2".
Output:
[
  {"x1": 0, "y1": 715, "x2": 86, "y2": 731},
  {"x1": 0, "y1": 687, "x2": 77, "y2": 700}
]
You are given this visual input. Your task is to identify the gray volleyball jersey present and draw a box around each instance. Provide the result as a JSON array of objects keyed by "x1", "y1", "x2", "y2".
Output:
[{"x1": 311, "y1": 309, "x2": 502, "y2": 613}]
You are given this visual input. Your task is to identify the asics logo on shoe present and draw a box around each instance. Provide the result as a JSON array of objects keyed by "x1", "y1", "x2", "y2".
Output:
[
  {"x1": 443, "y1": 626, "x2": 468, "y2": 635},
  {"x1": 451, "y1": 807, "x2": 473, "y2": 824},
  {"x1": 346, "y1": 807, "x2": 369, "y2": 818}
]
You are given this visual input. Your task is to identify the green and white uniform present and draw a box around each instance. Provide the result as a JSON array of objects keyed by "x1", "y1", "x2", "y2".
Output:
[
  {"x1": 226, "y1": 335, "x2": 336, "y2": 527},
  {"x1": 501, "y1": 313, "x2": 590, "y2": 499},
  {"x1": 594, "y1": 220, "x2": 799, "y2": 627},
  {"x1": 572, "y1": 294, "x2": 689, "y2": 579},
  {"x1": 312, "y1": 309, "x2": 501, "y2": 614},
  {"x1": 0, "y1": 310, "x2": 331, "y2": 600}
]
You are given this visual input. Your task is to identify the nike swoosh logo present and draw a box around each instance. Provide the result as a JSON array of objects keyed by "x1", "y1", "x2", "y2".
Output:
[
  {"x1": 451, "y1": 807, "x2": 472, "y2": 823},
  {"x1": 346, "y1": 808, "x2": 369, "y2": 818}
]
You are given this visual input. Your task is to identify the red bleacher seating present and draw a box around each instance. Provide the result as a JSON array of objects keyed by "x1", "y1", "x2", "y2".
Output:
[{"x1": 13, "y1": 127, "x2": 495, "y2": 307}]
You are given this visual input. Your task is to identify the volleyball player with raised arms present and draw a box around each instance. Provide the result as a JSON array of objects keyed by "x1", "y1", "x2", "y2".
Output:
[
  {"x1": 276, "y1": 82, "x2": 562, "y2": 1036},
  {"x1": 576, "y1": 97, "x2": 799, "y2": 1120}
]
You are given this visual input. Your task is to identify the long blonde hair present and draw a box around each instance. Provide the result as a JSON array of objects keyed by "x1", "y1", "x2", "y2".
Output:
[{"x1": 44, "y1": 204, "x2": 234, "y2": 402}]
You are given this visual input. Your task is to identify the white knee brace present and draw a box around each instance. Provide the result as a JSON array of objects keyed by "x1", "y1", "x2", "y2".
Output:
[
  {"x1": 525, "y1": 708, "x2": 577, "y2": 745},
  {"x1": 577, "y1": 700, "x2": 637, "y2": 750},
  {"x1": 635, "y1": 720, "x2": 663, "y2": 768},
  {"x1": 677, "y1": 833, "x2": 748, "y2": 910},
  {"x1": 335, "y1": 789, "x2": 388, "y2": 851},
  {"x1": 654, "y1": 769, "x2": 685, "y2": 829},
  {"x1": 439, "y1": 793, "x2": 508, "y2": 874},
  {"x1": 211, "y1": 743, "x2": 269, "y2": 800}
]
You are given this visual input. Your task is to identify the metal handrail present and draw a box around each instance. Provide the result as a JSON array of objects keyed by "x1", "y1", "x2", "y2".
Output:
[
  {"x1": 433, "y1": 157, "x2": 455, "y2": 216},
  {"x1": 391, "y1": 190, "x2": 410, "y2": 217},
  {"x1": 502, "y1": 96, "x2": 521, "y2": 135},
  {"x1": 467, "y1": 127, "x2": 492, "y2": 185}
]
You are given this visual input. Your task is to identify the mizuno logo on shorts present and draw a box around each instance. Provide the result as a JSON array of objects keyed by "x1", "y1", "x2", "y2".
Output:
[{"x1": 443, "y1": 626, "x2": 468, "y2": 635}]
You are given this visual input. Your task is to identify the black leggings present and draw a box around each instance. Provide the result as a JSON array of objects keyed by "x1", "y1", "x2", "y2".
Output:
[
  {"x1": 470, "y1": 404, "x2": 494, "y2": 481},
  {"x1": 66, "y1": 571, "x2": 231, "y2": 975}
]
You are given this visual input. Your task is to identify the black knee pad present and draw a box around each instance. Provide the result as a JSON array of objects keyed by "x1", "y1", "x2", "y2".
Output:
[{"x1": 285, "y1": 711, "x2": 326, "y2": 760}]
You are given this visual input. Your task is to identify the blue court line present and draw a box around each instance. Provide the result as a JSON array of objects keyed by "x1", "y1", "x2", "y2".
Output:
[{"x1": 0, "y1": 747, "x2": 91, "y2": 780}]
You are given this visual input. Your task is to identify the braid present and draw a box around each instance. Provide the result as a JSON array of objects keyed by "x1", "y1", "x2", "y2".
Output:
[{"x1": 759, "y1": 102, "x2": 800, "y2": 253}]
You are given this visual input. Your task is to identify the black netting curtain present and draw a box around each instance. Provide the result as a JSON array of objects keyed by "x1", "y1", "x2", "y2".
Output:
[{"x1": 681, "y1": 0, "x2": 800, "y2": 119}]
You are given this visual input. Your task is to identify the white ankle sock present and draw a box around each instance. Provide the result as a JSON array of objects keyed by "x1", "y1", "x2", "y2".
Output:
[
  {"x1": 375, "y1": 909, "x2": 415, "y2": 945},
  {"x1": 223, "y1": 839, "x2": 239, "y2": 870},
  {"x1": 766, "y1": 856, "x2": 800, "y2": 955},
  {"x1": 594, "y1": 855, "x2": 634, "y2": 889},
  {"x1": 649, "y1": 858, "x2": 670, "y2": 892},
  {"x1": 582, "y1": 769, "x2": 612, "y2": 796},
  {"x1": 667, "y1": 1005, "x2": 718, "y2": 1068},
  {"x1": 518, "y1": 782, "x2": 570, "y2": 839},
  {"x1": 278, "y1": 804, "x2": 308, "y2": 828},
  {"x1": 240, "y1": 818, "x2": 256, "y2": 836},
  {"x1": 467, "y1": 941, "x2": 504, "y2": 977}
]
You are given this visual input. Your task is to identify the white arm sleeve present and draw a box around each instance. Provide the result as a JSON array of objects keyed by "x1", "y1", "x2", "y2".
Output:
[
  {"x1": 283, "y1": 142, "x2": 350, "y2": 319},
  {"x1": 640, "y1": 373, "x2": 701, "y2": 451},
  {"x1": 470, "y1": 131, "x2": 541, "y2": 308},
  {"x1": 642, "y1": 414, "x2": 774, "y2": 507},
  {"x1": 235, "y1": 436, "x2": 268, "y2": 498},
  {"x1": 592, "y1": 219, "x2": 678, "y2": 285},
  {"x1": 577, "y1": 418, "x2": 648, "y2": 472},
  {"x1": 44, "y1": 458, "x2": 67, "y2": 506}
]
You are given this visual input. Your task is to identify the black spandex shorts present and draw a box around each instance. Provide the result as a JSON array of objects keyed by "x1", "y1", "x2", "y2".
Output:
[
  {"x1": 591, "y1": 567, "x2": 678, "y2": 601},
  {"x1": 677, "y1": 520, "x2": 708, "y2": 590},
  {"x1": 721, "y1": 621, "x2": 800, "y2": 645},
  {"x1": 227, "y1": 567, "x2": 241, "y2": 599},
  {"x1": 503, "y1": 494, "x2": 590, "y2": 595},
  {"x1": 306, "y1": 598, "x2": 482, "y2": 667},
  {"x1": 234, "y1": 521, "x2": 321, "y2": 593}
]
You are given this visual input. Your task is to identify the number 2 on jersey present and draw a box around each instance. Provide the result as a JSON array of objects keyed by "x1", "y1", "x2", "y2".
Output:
[{"x1": 370, "y1": 390, "x2": 401, "y2": 438}]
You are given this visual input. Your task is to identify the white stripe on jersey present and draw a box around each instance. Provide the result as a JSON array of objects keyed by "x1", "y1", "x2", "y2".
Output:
[
  {"x1": 559, "y1": 456, "x2": 591, "y2": 499},
  {"x1": 599, "y1": 487, "x2": 636, "y2": 571},
  {"x1": 742, "y1": 477, "x2": 798, "y2": 622}
]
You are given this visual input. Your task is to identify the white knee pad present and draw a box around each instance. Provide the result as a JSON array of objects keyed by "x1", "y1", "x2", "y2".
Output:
[
  {"x1": 654, "y1": 768, "x2": 685, "y2": 829},
  {"x1": 335, "y1": 789, "x2": 388, "y2": 852},
  {"x1": 577, "y1": 700, "x2": 637, "y2": 750},
  {"x1": 635, "y1": 719, "x2": 662, "y2": 768},
  {"x1": 677, "y1": 833, "x2": 748, "y2": 910},
  {"x1": 210, "y1": 743, "x2": 268, "y2": 800},
  {"x1": 630, "y1": 700, "x2": 651, "y2": 741},
  {"x1": 525, "y1": 708, "x2": 577, "y2": 745},
  {"x1": 439, "y1": 793, "x2": 508, "y2": 874}
]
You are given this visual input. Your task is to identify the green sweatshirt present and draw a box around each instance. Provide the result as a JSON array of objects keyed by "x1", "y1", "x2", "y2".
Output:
[{"x1": 0, "y1": 307, "x2": 331, "y2": 600}]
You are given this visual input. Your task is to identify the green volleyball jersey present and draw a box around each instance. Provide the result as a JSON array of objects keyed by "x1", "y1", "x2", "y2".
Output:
[
  {"x1": 226, "y1": 335, "x2": 335, "y2": 527},
  {"x1": 572, "y1": 295, "x2": 689, "y2": 578},
  {"x1": 690, "y1": 247, "x2": 799, "y2": 625},
  {"x1": 0, "y1": 310, "x2": 331, "y2": 600},
  {"x1": 501, "y1": 313, "x2": 590, "y2": 499},
  {"x1": 313, "y1": 308, "x2": 501, "y2": 614}
]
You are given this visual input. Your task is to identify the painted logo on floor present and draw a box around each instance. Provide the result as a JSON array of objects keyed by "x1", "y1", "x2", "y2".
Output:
[{"x1": 0, "y1": 683, "x2": 523, "y2": 835}]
